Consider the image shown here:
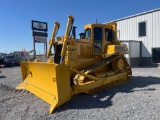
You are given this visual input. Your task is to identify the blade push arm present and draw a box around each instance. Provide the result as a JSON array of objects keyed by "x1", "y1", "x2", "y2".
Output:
[
  {"x1": 61, "y1": 15, "x2": 74, "y2": 57},
  {"x1": 47, "y1": 22, "x2": 60, "y2": 57}
]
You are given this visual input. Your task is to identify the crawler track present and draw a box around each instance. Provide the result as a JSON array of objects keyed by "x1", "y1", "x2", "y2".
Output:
[{"x1": 75, "y1": 55, "x2": 132, "y2": 94}]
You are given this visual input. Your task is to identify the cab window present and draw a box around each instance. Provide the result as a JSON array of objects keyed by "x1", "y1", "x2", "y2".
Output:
[
  {"x1": 105, "y1": 28, "x2": 113, "y2": 41},
  {"x1": 85, "y1": 28, "x2": 91, "y2": 38},
  {"x1": 94, "y1": 27, "x2": 102, "y2": 53},
  {"x1": 94, "y1": 27, "x2": 102, "y2": 40}
]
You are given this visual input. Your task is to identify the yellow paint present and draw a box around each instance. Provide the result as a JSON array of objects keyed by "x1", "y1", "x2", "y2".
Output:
[
  {"x1": 16, "y1": 15, "x2": 132, "y2": 113},
  {"x1": 16, "y1": 62, "x2": 71, "y2": 113}
]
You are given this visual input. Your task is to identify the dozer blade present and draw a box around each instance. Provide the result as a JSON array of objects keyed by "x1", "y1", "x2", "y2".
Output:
[{"x1": 16, "y1": 61, "x2": 71, "y2": 113}]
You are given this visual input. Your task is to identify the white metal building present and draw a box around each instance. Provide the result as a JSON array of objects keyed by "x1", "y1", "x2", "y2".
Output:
[{"x1": 108, "y1": 8, "x2": 160, "y2": 67}]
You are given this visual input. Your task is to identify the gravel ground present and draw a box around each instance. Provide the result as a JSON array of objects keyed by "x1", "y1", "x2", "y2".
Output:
[{"x1": 0, "y1": 66, "x2": 160, "y2": 120}]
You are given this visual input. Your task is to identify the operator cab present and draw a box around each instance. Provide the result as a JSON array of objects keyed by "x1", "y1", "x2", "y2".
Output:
[
  {"x1": 79, "y1": 23, "x2": 115, "y2": 40},
  {"x1": 81, "y1": 23, "x2": 116, "y2": 53}
]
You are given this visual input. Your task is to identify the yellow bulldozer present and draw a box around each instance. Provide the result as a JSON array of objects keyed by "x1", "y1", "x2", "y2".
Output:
[{"x1": 16, "y1": 15, "x2": 132, "y2": 113}]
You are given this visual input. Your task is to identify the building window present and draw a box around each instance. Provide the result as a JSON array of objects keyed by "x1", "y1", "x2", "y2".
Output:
[
  {"x1": 139, "y1": 22, "x2": 146, "y2": 37},
  {"x1": 152, "y1": 48, "x2": 160, "y2": 63}
]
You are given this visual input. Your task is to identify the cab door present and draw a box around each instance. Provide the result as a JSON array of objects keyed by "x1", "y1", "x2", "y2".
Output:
[{"x1": 93, "y1": 27, "x2": 103, "y2": 53}]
